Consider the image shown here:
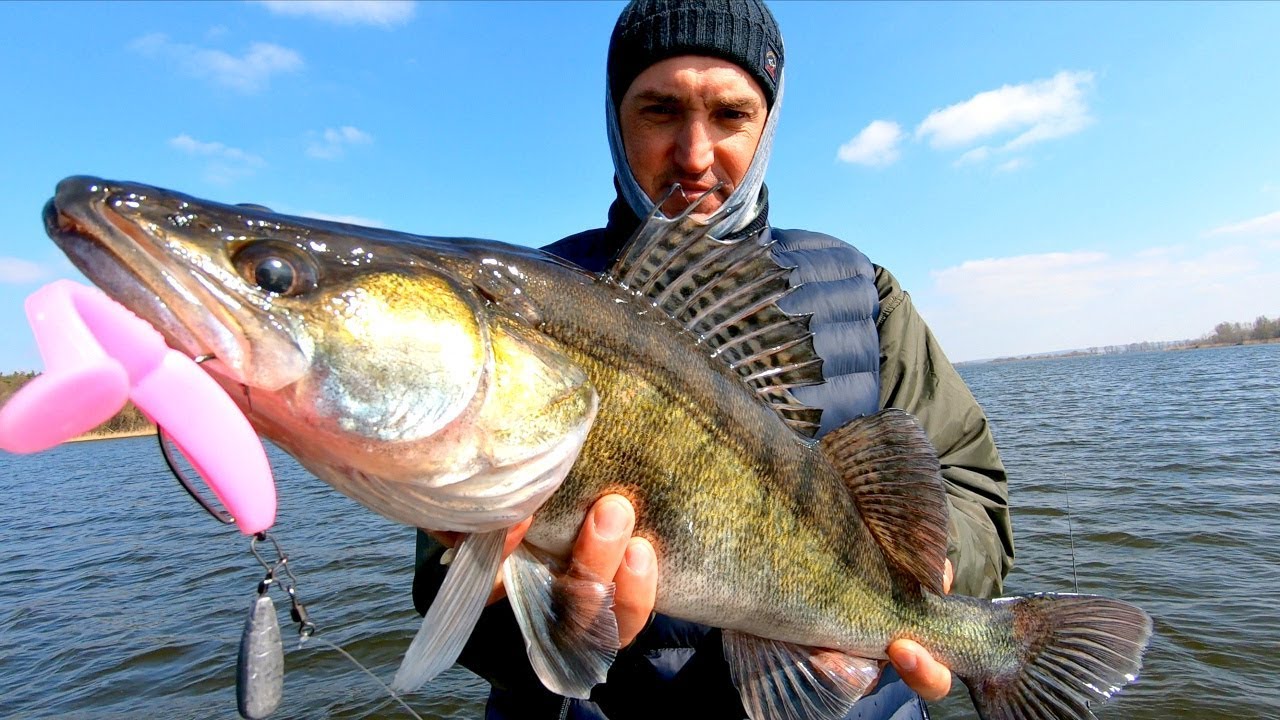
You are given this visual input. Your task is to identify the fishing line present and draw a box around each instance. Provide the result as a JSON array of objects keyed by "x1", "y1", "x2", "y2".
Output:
[
  {"x1": 299, "y1": 635, "x2": 425, "y2": 720},
  {"x1": 159, "y1": 427, "x2": 426, "y2": 720},
  {"x1": 1065, "y1": 488, "x2": 1080, "y2": 594},
  {"x1": 250, "y1": 534, "x2": 426, "y2": 720}
]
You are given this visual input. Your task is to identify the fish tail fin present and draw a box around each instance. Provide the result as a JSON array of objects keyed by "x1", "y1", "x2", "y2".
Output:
[{"x1": 961, "y1": 593, "x2": 1153, "y2": 720}]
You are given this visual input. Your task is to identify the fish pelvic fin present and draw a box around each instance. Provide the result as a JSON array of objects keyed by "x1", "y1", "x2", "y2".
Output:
[
  {"x1": 722, "y1": 630, "x2": 880, "y2": 720},
  {"x1": 964, "y1": 593, "x2": 1153, "y2": 720},
  {"x1": 503, "y1": 544, "x2": 619, "y2": 698},
  {"x1": 391, "y1": 528, "x2": 506, "y2": 693},
  {"x1": 608, "y1": 201, "x2": 824, "y2": 438},
  {"x1": 820, "y1": 408, "x2": 949, "y2": 595}
]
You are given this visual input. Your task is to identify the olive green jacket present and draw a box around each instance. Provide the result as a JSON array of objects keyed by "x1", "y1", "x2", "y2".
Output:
[{"x1": 875, "y1": 266, "x2": 1014, "y2": 597}]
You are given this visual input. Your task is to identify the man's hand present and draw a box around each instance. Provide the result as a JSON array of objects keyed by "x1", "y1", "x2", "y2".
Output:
[
  {"x1": 564, "y1": 495, "x2": 658, "y2": 647},
  {"x1": 885, "y1": 560, "x2": 954, "y2": 701},
  {"x1": 429, "y1": 495, "x2": 659, "y2": 647}
]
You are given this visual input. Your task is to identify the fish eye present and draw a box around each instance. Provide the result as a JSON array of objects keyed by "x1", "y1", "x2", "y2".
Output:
[
  {"x1": 254, "y1": 257, "x2": 296, "y2": 294},
  {"x1": 233, "y1": 242, "x2": 319, "y2": 296}
]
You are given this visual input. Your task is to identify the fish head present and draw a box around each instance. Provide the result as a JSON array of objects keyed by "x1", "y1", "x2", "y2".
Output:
[{"x1": 45, "y1": 176, "x2": 597, "y2": 531}]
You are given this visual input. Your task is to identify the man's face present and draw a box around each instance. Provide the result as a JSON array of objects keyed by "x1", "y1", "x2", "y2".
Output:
[{"x1": 619, "y1": 55, "x2": 767, "y2": 219}]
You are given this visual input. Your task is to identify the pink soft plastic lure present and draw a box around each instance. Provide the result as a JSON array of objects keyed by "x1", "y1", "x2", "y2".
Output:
[{"x1": 0, "y1": 279, "x2": 276, "y2": 534}]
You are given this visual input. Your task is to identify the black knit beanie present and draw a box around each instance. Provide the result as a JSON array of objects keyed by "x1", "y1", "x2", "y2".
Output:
[{"x1": 607, "y1": 0, "x2": 784, "y2": 110}]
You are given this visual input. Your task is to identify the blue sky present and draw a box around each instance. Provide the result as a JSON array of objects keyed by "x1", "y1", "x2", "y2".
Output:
[{"x1": 2, "y1": 1, "x2": 1278, "y2": 369}]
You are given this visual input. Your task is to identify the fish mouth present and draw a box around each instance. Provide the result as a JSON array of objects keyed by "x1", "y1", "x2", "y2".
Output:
[{"x1": 42, "y1": 176, "x2": 282, "y2": 387}]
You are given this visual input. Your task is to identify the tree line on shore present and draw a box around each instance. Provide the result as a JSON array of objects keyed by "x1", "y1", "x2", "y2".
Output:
[
  {"x1": 1204, "y1": 315, "x2": 1279, "y2": 345},
  {"x1": 0, "y1": 370, "x2": 154, "y2": 437},
  {"x1": 1090, "y1": 314, "x2": 1280, "y2": 354},
  {"x1": 985, "y1": 314, "x2": 1278, "y2": 362}
]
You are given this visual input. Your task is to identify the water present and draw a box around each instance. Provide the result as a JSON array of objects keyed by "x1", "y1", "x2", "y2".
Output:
[
  {"x1": 0, "y1": 433, "x2": 486, "y2": 718},
  {"x1": 2, "y1": 343, "x2": 1277, "y2": 719},
  {"x1": 934, "y1": 343, "x2": 1280, "y2": 720}
]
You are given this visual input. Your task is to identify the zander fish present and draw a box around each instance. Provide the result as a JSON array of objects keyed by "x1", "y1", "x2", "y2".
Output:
[{"x1": 44, "y1": 176, "x2": 1152, "y2": 720}]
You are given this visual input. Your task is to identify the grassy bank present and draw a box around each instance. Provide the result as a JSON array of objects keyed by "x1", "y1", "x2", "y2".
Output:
[
  {"x1": 1174, "y1": 337, "x2": 1280, "y2": 351},
  {"x1": 66, "y1": 427, "x2": 158, "y2": 443},
  {"x1": 2, "y1": 371, "x2": 156, "y2": 442}
]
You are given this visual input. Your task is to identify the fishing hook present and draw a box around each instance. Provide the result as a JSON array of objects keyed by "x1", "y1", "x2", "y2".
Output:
[
  {"x1": 156, "y1": 353, "x2": 240, "y2": 526},
  {"x1": 158, "y1": 424, "x2": 234, "y2": 525}
]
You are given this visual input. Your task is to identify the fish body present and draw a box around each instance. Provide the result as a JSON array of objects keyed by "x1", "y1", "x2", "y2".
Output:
[{"x1": 44, "y1": 176, "x2": 1152, "y2": 720}]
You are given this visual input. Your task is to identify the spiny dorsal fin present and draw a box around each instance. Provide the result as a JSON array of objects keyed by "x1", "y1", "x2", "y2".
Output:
[
  {"x1": 608, "y1": 195, "x2": 824, "y2": 437},
  {"x1": 820, "y1": 409, "x2": 949, "y2": 595}
]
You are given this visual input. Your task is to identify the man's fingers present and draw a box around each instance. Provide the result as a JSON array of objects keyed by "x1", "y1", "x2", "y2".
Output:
[
  {"x1": 483, "y1": 516, "x2": 534, "y2": 605},
  {"x1": 887, "y1": 639, "x2": 952, "y2": 702},
  {"x1": 503, "y1": 516, "x2": 534, "y2": 557},
  {"x1": 428, "y1": 516, "x2": 531, "y2": 556},
  {"x1": 427, "y1": 529, "x2": 461, "y2": 548},
  {"x1": 474, "y1": 497, "x2": 655, "y2": 641},
  {"x1": 568, "y1": 494, "x2": 635, "y2": 583},
  {"x1": 568, "y1": 495, "x2": 659, "y2": 649},
  {"x1": 614, "y1": 537, "x2": 658, "y2": 647},
  {"x1": 942, "y1": 559, "x2": 953, "y2": 594}
]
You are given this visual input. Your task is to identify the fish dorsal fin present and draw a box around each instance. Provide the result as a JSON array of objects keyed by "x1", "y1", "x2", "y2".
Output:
[
  {"x1": 820, "y1": 409, "x2": 949, "y2": 595},
  {"x1": 608, "y1": 197, "x2": 824, "y2": 437}
]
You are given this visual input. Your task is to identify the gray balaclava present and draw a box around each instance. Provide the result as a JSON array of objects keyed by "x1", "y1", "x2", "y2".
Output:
[{"x1": 605, "y1": 0, "x2": 785, "y2": 237}]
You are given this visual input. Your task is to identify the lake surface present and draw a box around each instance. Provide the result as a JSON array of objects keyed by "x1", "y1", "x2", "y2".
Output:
[{"x1": 2, "y1": 343, "x2": 1277, "y2": 719}]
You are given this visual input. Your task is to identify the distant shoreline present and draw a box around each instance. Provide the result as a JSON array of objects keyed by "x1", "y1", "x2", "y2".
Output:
[
  {"x1": 1172, "y1": 337, "x2": 1280, "y2": 351},
  {"x1": 978, "y1": 337, "x2": 1279, "y2": 365},
  {"x1": 65, "y1": 427, "x2": 158, "y2": 443}
]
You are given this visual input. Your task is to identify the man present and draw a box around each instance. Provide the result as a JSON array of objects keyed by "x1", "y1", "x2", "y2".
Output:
[{"x1": 415, "y1": 1, "x2": 1013, "y2": 717}]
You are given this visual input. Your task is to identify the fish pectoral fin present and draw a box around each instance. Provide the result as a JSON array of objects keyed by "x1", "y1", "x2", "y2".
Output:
[
  {"x1": 391, "y1": 528, "x2": 506, "y2": 693},
  {"x1": 503, "y1": 544, "x2": 619, "y2": 698},
  {"x1": 722, "y1": 630, "x2": 880, "y2": 720},
  {"x1": 820, "y1": 408, "x2": 950, "y2": 596}
]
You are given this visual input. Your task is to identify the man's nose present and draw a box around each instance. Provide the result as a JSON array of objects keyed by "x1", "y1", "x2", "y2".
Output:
[{"x1": 673, "y1": 119, "x2": 714, "y2": 175}]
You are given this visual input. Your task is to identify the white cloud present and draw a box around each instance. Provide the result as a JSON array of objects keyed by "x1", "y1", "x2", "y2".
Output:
[
  {"x1": 995, "y1": 158, "x2": 1029, "y2": 173},
  {"x1": 1207, "y1": 210, "x2": 1280, "y2": 238},
  {"x1": 0, "y1": 257, "x2": 51, "y2": 284},
  {"x1": 306, "y1": 126, "x2": 374, "y2": 160},
  {"x1": 955, "y1": 146, "x2": 991, "y2": 166},
  {"x1": 169, "y1": 134, "x2": 265, "y2": 183},
  {"x1": 131, "y1": 34, "x2": 303, "y2": 93},
  {"x1": 837, "y1": 120, "x2": 904, "y2": 167},
  {"x1": 169, "y1": 134, "x2": 264, "y2": 165},
  {"x1": 916, "y1": 71, "x2": 1094, "y2": 153},
  {"x1": 258, "y1": 1, "x2": 416, "y2": 27},
  {"x1": 916, "y1": 237, "x2": 1280, "y2": 362}
]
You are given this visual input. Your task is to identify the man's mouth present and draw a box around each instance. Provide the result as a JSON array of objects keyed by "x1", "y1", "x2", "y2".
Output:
[
  {"x1": 662, "y1": 181, "x2": 720, "y2": 208},
  {"x1": 675, "y1": 183, "x2": 716, "y2": 199}
]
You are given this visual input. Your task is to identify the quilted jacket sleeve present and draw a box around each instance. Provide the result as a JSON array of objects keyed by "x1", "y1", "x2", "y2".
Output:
[{"x1": 874, "y1": 266, "x2": 1014, "y2": 598}]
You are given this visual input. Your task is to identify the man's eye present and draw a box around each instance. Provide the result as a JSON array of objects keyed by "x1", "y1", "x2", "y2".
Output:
[{"x1": 643, "y1": 104, "x2": 678, "y2": 116}]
